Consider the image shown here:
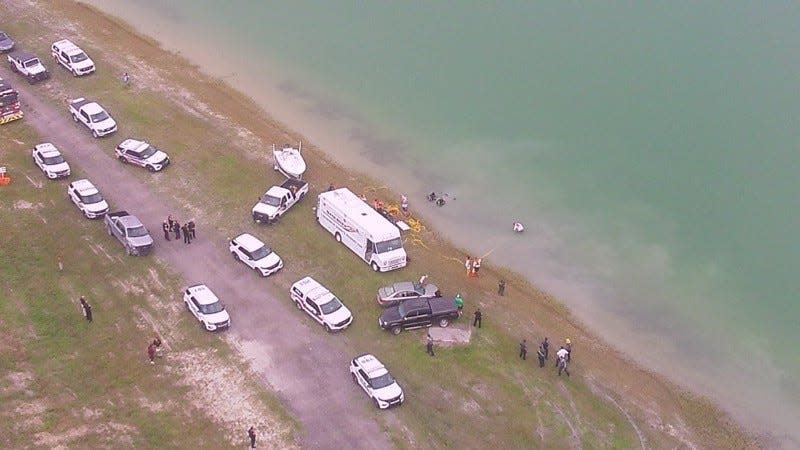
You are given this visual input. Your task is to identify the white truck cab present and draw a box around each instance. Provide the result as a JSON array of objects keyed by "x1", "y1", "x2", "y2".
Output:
[
  {"x1": 290, "y1": 277, "x2": 353, "y2": 332},
  {"x1": 316, "y1": 188, "x2": 407, "y2": 272},
  {"x1": 51, "y1": 39, "x2": 95, "y2": 76}
]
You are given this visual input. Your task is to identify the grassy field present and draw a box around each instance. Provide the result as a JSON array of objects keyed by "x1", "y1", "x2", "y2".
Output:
[
  {"x1": 0, "y1": 125, "x2": 297, "y2": 448},
  {"x1": 0, "y1": 1, "x2": 758, "y2": 449}
]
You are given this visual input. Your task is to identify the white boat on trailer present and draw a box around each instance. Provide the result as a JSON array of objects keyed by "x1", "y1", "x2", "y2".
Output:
[{"x1": 272, "y1": 143, "x2": 306, "y2": 179}]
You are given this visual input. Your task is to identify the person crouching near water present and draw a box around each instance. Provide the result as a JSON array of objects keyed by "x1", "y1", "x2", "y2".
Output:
[{"x1": 513, "y1": 222, "x2": 525, "y2": 232}]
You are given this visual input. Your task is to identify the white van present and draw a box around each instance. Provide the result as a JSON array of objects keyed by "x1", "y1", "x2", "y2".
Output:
[
  {"x1": 316, "y1": 188, "x2": 407, "y2": 272},
  {"x1": 290, "y1": 277, "x2": 353, "y2": 332}
]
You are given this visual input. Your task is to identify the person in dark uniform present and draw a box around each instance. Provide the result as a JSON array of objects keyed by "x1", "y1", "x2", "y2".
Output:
[
  {"x1": 162, "y1": 221, "x2": 171, "y2": 240},
  {"x1": 182, "y1": 223, "x2": 191, "y2": 244},
  {"x1": 537, "y1": 345, "x2": 546, "y2": 367},
  {"x1": 541, "y1": 337, "x2": 550, "y2": 360},
  {"x1": 426, "y1": 333, "x2": 435, "y2": 356},
  {"x1": 173, "y1": 221, "x2": 181, "y2": 240},
  {"x1": 473, "y1": 308, "x2": 482, "y2": 328},
  {"x1": 498, "y1": 280, "x2": 505, "y2": 296},
  {"x1": 188, "y1": 221, "x2": 196, "y2": 239},
  {"x1": 519, "y1": 339, "x2": 527, "y2": 360},
  {"x1": 248, "y1": 426, "x2": 257, "y2": 448},
  {"x1": 167, "y1": 214, "x2": 174, "y2": 230},
  {"x1": 80, "y1": 296, "x2": 92, "y2": 322}
]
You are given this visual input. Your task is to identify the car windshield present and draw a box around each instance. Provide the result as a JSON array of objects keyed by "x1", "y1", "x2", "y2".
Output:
[
  {"x1": 24, "y1": 58, "x2": 40, "y2": 68},
  {"x1": 375, "y1": 237, "x2": 402, "y2": 254},
  {"x1": 250, "y1": 245, "x2": 272, "y2": 260},
  {"x1": 369, "y1": 372, "x2": 395, "y2": 389},
  {"x1": 70, "y1": 52, "x2": 88, "y2": 63},
  {"x1": 138, "y1": 146, "x2": 157, "y2": 158},
  {"x1": 0, "y1": 92, "x2": 18, "y2": 106},
  {"x1": 81, "y1": 193, "x2": 104, "y2": 204},
  {"x1": 90, "y1": 111, "x2": 109, "y2": 123},
  {"x1": 43, "y1": 155, "x2": 65, "y2": 165},
  {"x1": 127, "y1": 225, "x2": 148, "y2": 237},
  {"x1": 260, "y1": 194, "x2": 281, "y2": 206},
  {"x1": 199, "y1": 302, "x2": 225, "y2": 314},
  {"x1": 319, "y1": 297, "x2": 343, "y2": 315}
]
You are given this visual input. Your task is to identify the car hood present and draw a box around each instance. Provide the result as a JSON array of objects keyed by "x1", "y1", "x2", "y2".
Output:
[
  {"x1": 379, "y1": 307, "x2": 402, "y2": 324},
  {"x1": 95, "y1": 117, "x2": 116, "y2": 129},
  {"x1": 129, "y1": 234, "x2": 154, "y2": 247},
  {"x1": 373, "y1": 383, "x2": 403, "y2": 402},
  {"x1": 322, "y1": 305, "x2": 352, "y2": 325},
  {"x1": 203, "y1": 310, "x2": 230, "y2": 323},
  {"x1": 73, "y1": 58, "x2": 95, "y2": 70},
  {"x1": 45, "y1": 162, "x2": 70, "y2": 173},
  {"x1": 145, "y1": 150, "x2": 169, "y2": 164},
  {"x1": 27, "y1": 63, "x2": 47, "y2": 75},
  {"x1": 254, "y1": 252, "x2": 281, "y2": 268},
  {"x1": 252, "y1": 201, "x2": 279, "y2": 216},
  {"x1": 85, "y1": 200, "x2": 109, "y2": 213}
]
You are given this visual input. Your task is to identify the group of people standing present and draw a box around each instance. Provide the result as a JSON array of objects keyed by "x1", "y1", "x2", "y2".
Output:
[
  {"x1": 465, "y1": 256, "x2": 482, "y2": 277},
  {"x1": 162, "y1": 214, "x2": 196, "y2": 244},
  {"x1": 520, "y1": 337, "x2": 573, "y2": 377}
]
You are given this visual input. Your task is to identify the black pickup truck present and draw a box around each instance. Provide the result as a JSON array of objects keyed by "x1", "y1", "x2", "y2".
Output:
[{"x1": 378, "y1": 297, "x2": 459, "y2": 335}]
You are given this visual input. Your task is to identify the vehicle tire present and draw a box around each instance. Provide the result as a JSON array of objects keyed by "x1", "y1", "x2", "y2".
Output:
[
  {"x1": 298, "y1": 192, "x2": 305, "y2": 201},
  {"x1": 391, "y1": 326, "x2": 402, "y2": 335},
  {"x1": 295, "y1": 300, "x2": 303, "y2": 310},
  {"x1": 184, "y1": 301, "x2": 191, "y2": 311},
  {"x1": 200, "y1": 321, "x2": 207, "y2": 331},
  {"x1": 351, "y1": 372, "x2": 357, "y2": 384},
  {"x1": 438, "y1": 318, "x2": 450, "y2": 328},
  {"x1": 147, "y1": 165, "x2": 156, "y2": 172},
  {"x1": 72, "y1": 68, "x2": 78, "y2": 77},
  {"x1": 9, "y1": 62, "x2": 16, "y2": 72},
  {"x1": 92, "y1": 129, "x2": 99, "y2": 138},
  {"x1": 127, "y1": 246, "x2": 134, "y2": 256},
  {"x1": 84, "y1": 210, "x2": 92, "y2": 219},
  {"x1": 232, "y1": 252, "x2": 240, "y2": 262},
  {"x1": 334, "y1": 232, "x2": 341, "y2": 243},
  {"x1": 324, "y1": 324, "x2": 332, "y2": 333},
  {"x1": 373, "y1": 398, "x2": 381, "y2": 409},
  {"x1": 72, "y1": 114, "x2": 78, "y2": 122},
  {"x1": 118, "y1": 156, "x2": 128, "y2": 164},
  {"x1": 371, "y1": 262, "x2": 380, "y2": 272}
]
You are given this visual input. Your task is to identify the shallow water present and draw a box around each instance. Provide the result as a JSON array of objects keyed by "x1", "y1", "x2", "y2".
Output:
[{"x1": 86, "y1": 1, "x2": 800, "y2": 443}]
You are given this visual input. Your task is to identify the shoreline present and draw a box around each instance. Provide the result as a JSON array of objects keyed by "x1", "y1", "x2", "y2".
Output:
[
  {"x1": 70, "y1": 4, "x2": 797, "y2": 445},
  {"x1": 7, "y1": 0, "x2": 768, "y2": 447}
]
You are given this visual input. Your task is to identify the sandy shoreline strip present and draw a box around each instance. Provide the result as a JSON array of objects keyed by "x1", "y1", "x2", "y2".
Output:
[{"x1": 5, "y1": 0, "x2": 771, "y2": 447}]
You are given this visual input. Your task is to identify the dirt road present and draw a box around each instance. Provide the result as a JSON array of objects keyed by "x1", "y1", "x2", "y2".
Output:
[{"x1": 3, "y1": 67, "x2": 394, "y2": 450}]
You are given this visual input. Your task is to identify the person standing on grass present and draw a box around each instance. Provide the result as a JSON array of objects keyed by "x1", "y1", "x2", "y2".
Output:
[
  {"x1": 537, "y1": 344, "x2": 546, "y2": 367},
  {"x1": 454, "y1": 294, "x2": 464, "y2": 315},
  {"x1": 182, "y1": 223, "x2": 191, "y2": 244},
  {"x1": 472, "y1": 258, "x2": 482, "y2": 277},
  {"x1": 57, "y1": 256, "x2": 64, "y2": 272},
  {"x1": 173, "y1": 220, "x2": 181, "y2": 240},
  {"x1": 498, "y1": 279, "x2": 505, "y2": 296},
  {"x1": 565, "y1": 338, "x2": 572, "y2": 362},
  {"x1": 162, "y1": 221, "x2": 171, "y2": 241},
  {"x1": 79, "y1": 296, "x2": 92, "y2": 322},
  {"x1": 541, "y1": 337, "x2": 550, "y2": 360},
  {"x1": 519, "y1": 339, "x2": 527, "y2": 360},
  {"x1": 426, "y1": 333, "x2": 435, "y2": 357},
  {"x1": 248, "y1": 426, "x2": 257, "y2": 448},
  {"x1": 188, "y1": 220, "x2": 196, "y2": 239},
  {"x1": 401, "y1": 194, "x2": 409, "y2": 214},
  {"x1": 556, "y1": 346, "x2": 570, "y2": 377},
  {"x1": 147, "y1": 342, "x2": 156, "y2": 365},
  {"x1": 473, "y1": 308, "x2": 482, "y2": 328},
  {"x1": 465, "y1": 256, "x2": 472, "y2": 276}
]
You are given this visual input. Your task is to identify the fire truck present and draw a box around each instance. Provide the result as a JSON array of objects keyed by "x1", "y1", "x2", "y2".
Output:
[{"x1": 0, "y1": 77, "x2": 23, "y2": 124}]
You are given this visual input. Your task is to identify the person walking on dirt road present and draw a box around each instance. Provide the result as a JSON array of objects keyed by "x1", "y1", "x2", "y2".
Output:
[
  {"x1": 162, "y1": 221, "x2": 171, "y2": 240},
  {"x1": 519, "y1": 339, "x2": 527, "y2": 360},
  {"x1": 248, "y1": 426, "x2": 257, "y2": 448},
  {"x1": 473, "y1": 308, "x2": 482, "y2": 328},
  {"x1": 79, "y1": 296, "x2": 92, "y2": 322},
  {"x1": 426, "y1": 333, "x2": 435, "y2": 356}
]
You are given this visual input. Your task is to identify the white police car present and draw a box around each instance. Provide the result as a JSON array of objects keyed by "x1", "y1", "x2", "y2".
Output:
[
  {"x1": 32, "y1": 143, "x2": 70, "y2": 179},
  {"x1": 115, "y1": 139, "x2": 170, "y2": 172},
  {"x1": 229, "y1": 233, "x2": 283, "y2": 277},
  {"x1": 350, "y1": 354, "x2": 404, "y2": 409},
  {"x1": 67, "y1": 179, "x2": 108, "y2": 218},
  {"x1": 290, "y1": 277, "x2": 353, "y2": 332},
  {"x1": 183, "y1": 284, "x2": 231, "y2": 331}
]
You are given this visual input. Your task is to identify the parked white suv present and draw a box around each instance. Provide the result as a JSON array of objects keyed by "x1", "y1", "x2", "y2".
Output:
[
  {"x1": 229, "y1": 233, "x2": 283, "y2": 276},
  {"x1": 290, "y1": 277, "x2": 353, "y2": 332},
  {"x1": 32, "y1": 143, "x2": 70, "y2": 179},
  {"x1": 51, "y1": 39, "x2": 95, "y2": 76},
  {"x1": 183, "y1": 284, "x2": 231, "y2": 331},
  {"x1": 350, "y1": 354, "x2": 404, "y2": 409},
  {"x1": 67, "y1": 179, "x2": 108, "y2": 218}
]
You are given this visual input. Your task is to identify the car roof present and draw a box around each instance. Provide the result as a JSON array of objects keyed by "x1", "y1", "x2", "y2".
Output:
[
  {"x1": 82, "y1": 102, "x2": 104, "y2": 114},
  {"x1": 53, "y1": 39, "x2": 85, "y2": 55},
  {"x1": 118, "y1": 215, "x2": 143, "y2": 228},
  {"x1": 10, "y1": 50, "x2": 37, "y2": 61},
  {"x1": 391, "y1": 281, "x2": 418, "y2": 292},
  {"x1": 355, "y1": 354, "x2": 389, "y2": 377},
  {"x1": 292, "y1": 277, "x2": 333, "y2": 303},
  {"x1": 234, "y1": 233, "x2": 265, "y2": 252},
  {"x1": 34, "y1": 143, "x2": 60, "y2": 156},
  {"x1": 120, "y1": 139, "x2": 148, "y2": 151},
  {"x1": 70, "y1": 179, "x2": 98, "y2": 194},
  {"x1": 187, "y1": 284, "x2": 220, "y2": 305}
]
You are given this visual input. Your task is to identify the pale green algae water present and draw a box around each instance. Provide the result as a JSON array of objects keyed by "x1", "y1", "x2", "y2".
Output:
[{"x1": 86, "y1": 1, "x2": 800, "y2": 443}]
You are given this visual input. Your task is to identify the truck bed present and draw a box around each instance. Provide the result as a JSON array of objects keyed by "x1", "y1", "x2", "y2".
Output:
[
  {"x1": 279, "y1": 178, "x2": 307, "y2": 192},
  {"x1": 429, "y1": 297, "x2": 458, "y2": 315},
  {"x1": 105, "y1": 210, "x2": 129, "y2": 219}
]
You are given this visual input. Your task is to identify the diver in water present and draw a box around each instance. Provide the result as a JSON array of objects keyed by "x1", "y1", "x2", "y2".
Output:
[{"x1": 428, "y1": 192, "x2": 437, "y2": 202}]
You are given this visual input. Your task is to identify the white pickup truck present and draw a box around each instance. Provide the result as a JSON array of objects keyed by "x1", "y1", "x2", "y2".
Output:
[
  {"x1": 69, "y1": 98, "x2": 117, "y2": 137},
  {"x1": 251, "y1": 178, "x2": 308, "y2": 224},
  {"x1": 7, "y1": 50, "x2": 49, "y2": 83}
]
